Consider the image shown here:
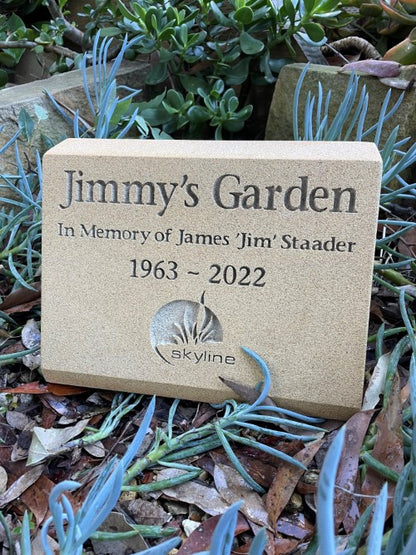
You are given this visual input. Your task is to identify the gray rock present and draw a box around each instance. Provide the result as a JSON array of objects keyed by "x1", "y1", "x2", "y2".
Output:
[
  {"x1": 0, "y1": 59, "x2": 149, "y2": 177},
  {"x1": 265, "y1": 63, "x2": 416, "y2": 147}
]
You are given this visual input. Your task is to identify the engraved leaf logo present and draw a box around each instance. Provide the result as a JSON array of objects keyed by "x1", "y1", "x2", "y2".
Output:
[{"x1": 150, "y1": 292, "x2": 223, "y2": 364}]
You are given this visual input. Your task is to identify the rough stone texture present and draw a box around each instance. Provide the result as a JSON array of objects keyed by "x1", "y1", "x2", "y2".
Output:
[
  {"x1": 42, "y1": 139, "x2": 382, "y2": 419},
  {"x1": 265, "y1": 63, "x2": 416, "y2": 145},
  {"x1": 14, "y1": 50, "x2": 57, "y2": 84},
  {"x1": 0, "y1": 59, "x2": 149, "y2": 175}
]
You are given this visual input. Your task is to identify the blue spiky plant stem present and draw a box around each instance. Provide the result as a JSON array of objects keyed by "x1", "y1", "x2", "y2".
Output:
[{"x1": 122, "y1": 348, "x2": 324, "y2": 493}]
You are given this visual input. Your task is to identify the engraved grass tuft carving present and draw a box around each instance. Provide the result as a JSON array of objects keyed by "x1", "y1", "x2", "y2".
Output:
[{"x1": 150, "y1": 292, "x2": 223, "y2": 364}]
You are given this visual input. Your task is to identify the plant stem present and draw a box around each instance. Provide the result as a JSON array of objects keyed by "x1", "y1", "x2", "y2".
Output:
[
  {"x1": 91, "y1": 526, "x2": 177, "y2": 540},
  {"x1": 361, "y1": 451, "x2": 400, "y2": 482},
  {"x1": 123, "y1": 421, "x2": 221, "y2": 484},
  {"x1": 44, "y1": 0, "x2": 89, "y2": 48},
  {"x1": 122, "y1": 469, "x2": 201, "y2": 492},
  {"x1": 379, "y1": 269, "x2": 415, "y2": 286},
  {"x1": 0, "y1": 346, "x2": 39, "y2": 365},
  {"x1": 368, "y1": 327, "x2": 407, "y2": 344},
  {"x1": 373, "y1": 274, "x2": 414, "y2": 301},
  {"x1": 0, "y1": 40, "x2": 78, "y2": 59},
  {"x1": 0, "y1": 512, "x2": 13, "y2": 555}
]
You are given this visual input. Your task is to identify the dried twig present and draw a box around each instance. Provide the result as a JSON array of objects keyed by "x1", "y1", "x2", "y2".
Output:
[{"x1": 0, "y1": 40, "x2": 78, "y2": 59}]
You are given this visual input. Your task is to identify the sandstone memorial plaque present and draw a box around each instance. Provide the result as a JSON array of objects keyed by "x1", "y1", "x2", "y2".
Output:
[{"x1": 42, "y1": 139, "x2": 382, "y2": 419}]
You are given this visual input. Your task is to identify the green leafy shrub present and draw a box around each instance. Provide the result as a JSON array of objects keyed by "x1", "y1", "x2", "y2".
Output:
[
  {"x1": 77, "y1": 0, "x2": 345, "y2": 138},
  {"x1": 0, "y1": 12, "x2": 29, "y2": 86}
]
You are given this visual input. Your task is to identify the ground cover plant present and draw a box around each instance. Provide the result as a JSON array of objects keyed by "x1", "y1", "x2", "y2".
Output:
[{"x1": 0, "y1": 2, "x2": 416, "y2": 553}]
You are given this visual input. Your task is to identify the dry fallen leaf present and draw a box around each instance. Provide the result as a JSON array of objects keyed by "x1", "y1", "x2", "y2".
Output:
[
  {"x1": 0, "y1": 282, "x2": 41, "y2": 313},
  {"x1": 177, "y1": 513, "x2": 249, "y2": 555},
  {"x1": 6, "y1": 410, "x2": 33, "y2": 431},
  {"x1": 21, "y1": 475, "x2": 55, "y2": 527},
  {"x1": 183, "y1": 519, "x2": 201, "y2": 537},
  {"x1": 0, "y1": 466, "x2": 7, "y2": 494},
  {"x1": 0, "y1": 381, "x2": 48, "y2": 395},
  {"x1": 123, "y1": 497, "x2": 171, "y2": 526},
  {"x1": 32, "y1": 530, "x2": 60, "y2": 554},
  {"x1": 273, "y1": 537, "x2": 300, "y2": 554},
  {"x1": 0, "y1": 381, "x2": 88, "y2": 399},
  {"x1": 214, "y1": 462, "x2": 271, "y2": 529},
  {"x1": 379, "y1": 77, "x2": 414, "y2": 89},
  {"x1": 45, "y1": 383, "x2": 90, "y2": 396},
  {"x1": 339, "y1": 59, "x2": 401, "y2": 77},
  {"x1": 398, "y1": 226, "x2": 416, "y2": 258},
  {"x1": 219, "y1": 376, "x2": 276, "y2": 408},
  {"x1": 157, "y1": 468, "x2": 229, "y2": 516},
  {"x1": 210, "y1": 449, "x2": 277, "y2": 488},
  {"x1": 0, "y1": 465, "x2": 44, "y2": 508},
  {"x1": 83, "y1": 441, "x2": 106, "y2": 458},
  {"x1": 276, "y1": 513, "x2": 314, "y2": 540},
  {"x1": 265, "y1": 439, "x2": 323, "y2": 527},
  {"x1": 362, "y1": 353, "x2": 390, "y2": 410},
  {"x1": 27, "y1": 418, "x2": 90, "y2": 466},
  {"x1": 334, "y1": 410, "x2": 373, "y2": 530},
  {"x1": 361, "y1": 374, "x2": 404, "y2": 518}
]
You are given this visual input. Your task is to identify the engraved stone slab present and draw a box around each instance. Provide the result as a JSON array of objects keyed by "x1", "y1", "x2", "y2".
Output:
[{"x1": 42, "y1": 139, "x2": 382, "y2": 419}]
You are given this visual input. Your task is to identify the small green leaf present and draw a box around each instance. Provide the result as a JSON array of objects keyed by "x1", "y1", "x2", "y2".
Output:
[
  {"x1": 166, "y1": 89, "x2": 185, "y2": 110},
  {"x1": 159, "y1": 47, "x2": 175, "y2": 62},
  {"x1": 139, "y1": 106, "x2": 172, "y2": 126},
  {"x1": 0, "y1": 52, "x2": 17, "y2": 67},
  {"x1": 225, "y1": 57, "x2": 251, "y2": 85},
  {"x1": 7, "y1": 13, "x2": 25, "y2": 33},
  {"x1": 179, "y1": 23, "x2": 188, "y2": 44},
  {"x1": 303, "y1": 0, "x2": 317, "y2": 14},
  {"x1": 227, "y1": 96, "x2": 239, "y2": 112},
  {"x1": 259, "y1": 50, "x2": 274, "y2": 83},
  {"x1": 166, "y1": 6, "x2": 179, "y2": 23},
  {"x1": 98, "y1": 26, "x2": 120, "y2": 37},
  {"x1": 210, "y1": 1, "x2": 232, "y2": 25},
  {"x1": 212, "y1": 79, "x2": 225, "y2": 96},
  {"x1": 145, "y1": 62, "x2": 168, "y2": 85},
  {"x1": 187, "y1": 105, "x2": 210, "y2": 123},
  {"x1": 34, "y1": 104, "x2": 48, "y2": 121},
  {"x1": 0, "y1": 69, "x2": 8, "y2": 88},
  {"x1": 234, "y1": 6, "x2": 254, "y2": 24},
  {"x1": 117, "y1": 0, "x2": 135, "y2": 19},
  {"x1": 236, "y1": 105, "x2": 253, "y2": 119},
  {"x1": 223, "y1": 119, "x2": 243, "y2": 132},
  {"x1": 159, "y1": 27, "x2": 175, "y2": 41},
  {"x1": 124, "y1": 48, "x2": 137, "y2": 61},
  {"x1": 41, "y1": 134, "x2": 56, "y2": 150},
  {"x1": 302, "y1": 22, "x2": 325, "y2": 43},
  {"x1": 268, "y1": 58, "x2": 292, "y2": 73},
  {"x1": 315, "y1": 0, "x2": 341, "y2": 12},
  {"x1": 109, "y1": 98, "x2": 132, "y2": 127},
  {"x1": 359, "y1": 3, "x2": 383, "y2": 16},
  {"x1": 18, "y1": 108, "x2": 35, "y2": 141},
  {"x1": 179, "y1": 74, "x2": 209, "y2": 94},
  {"x1": 161, "y1": 101, "x2": 179, "y2": 115},
  {"x1": 151, "y1": 127, "x2": 173, "y2": 140},
  {"x1": 283, "y1": 0, "x2": 296, "y2": 23},
  {"x1": 239, "y1": 31, "x2": 264, "y2": 55}
]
